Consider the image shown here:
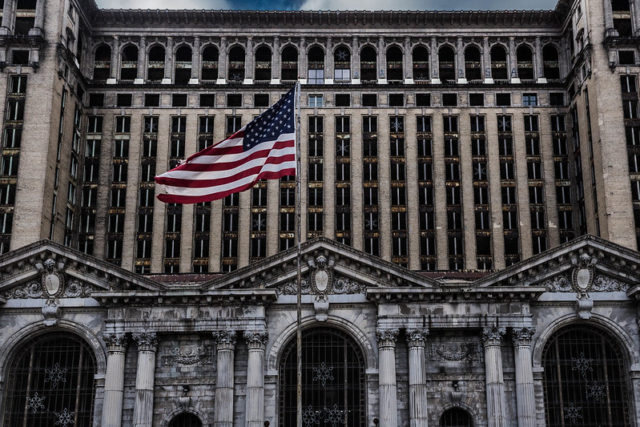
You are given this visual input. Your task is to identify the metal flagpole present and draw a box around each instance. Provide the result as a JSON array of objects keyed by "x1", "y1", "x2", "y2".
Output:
[{"x1": 294, "y1": 81, "x2": 303, "y2": 427}]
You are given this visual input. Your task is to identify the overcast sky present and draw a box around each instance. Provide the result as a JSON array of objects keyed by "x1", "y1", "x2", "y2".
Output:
[{"x1": 96, "y1": 0, "x2": 559, "y2": 10}]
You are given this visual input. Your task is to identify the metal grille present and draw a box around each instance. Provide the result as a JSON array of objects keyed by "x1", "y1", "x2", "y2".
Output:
[
  {"x1": 543, "y1": 326, "x2": 630, "y2": 426},
  {"x1": 168, "y1": 412, "x2": 202, "y2": 427},
  {"x1": 3, "y1": 332, "x2": 96, "y2": 427},
  {"x1": 279, "y1": 328, "x2": 366, "y2": 426},
  {"x1": 439, "y1": 407, "x2": 474, "y2": 427}
]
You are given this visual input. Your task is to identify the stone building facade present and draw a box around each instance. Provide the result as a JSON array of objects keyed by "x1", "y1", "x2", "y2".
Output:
[{"x1": 0, "y1": 0, "x2": 640, "y2": 426}]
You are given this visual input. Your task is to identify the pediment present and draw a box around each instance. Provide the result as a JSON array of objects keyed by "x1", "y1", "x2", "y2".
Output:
[
  {"x1": 205, "y1": 237, "x2": 438, "y2": 294},
  {"x1": 0, "y1": 240, "x2": 164, "y2": 302},
  {"x1": 475, "y1": 235, "x2": 640, "y2": 295}
]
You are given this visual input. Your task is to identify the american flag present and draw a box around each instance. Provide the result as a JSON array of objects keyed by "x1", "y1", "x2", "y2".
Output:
[{"x1": 155, "y1": 87, "x2": 297, "y2": 204}]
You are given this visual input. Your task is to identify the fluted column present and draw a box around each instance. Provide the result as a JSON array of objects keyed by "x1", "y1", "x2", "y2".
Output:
[
  {"x1": 191, "y1": 36, "x2": 200, "y2": 83},
  {"x1": 483, "y1": 327, "x2": 507, "y2": 427},
  {"x1": 513, "y1": 328, "x2": 536, "y2": 427},
  {"x1": 271, "y1": 36, "x2": 280, "y2": 84},
  {"x1": 217, "y1": 36, "x2": 227, "y2": 84},
  {"x1": 407, "y1": 329, "x2": 429, "y2": 427},
  {"x1": 136, "y1": 37, "x2": 146, "y2": 83},
  {"x1": 214, "y1": 330, "x2": 236, "y2": 427},
  {"x1": 377, "y1": 36, "x2": 386, "y2": 84},
  {"x1": 101, "y1": 333, "x2": 127, "y2": 427},
  {"x1": 244, "y1": 330, "x2": 268, "y2": 427},
  {"x1": 132, "y1": 332, "x2": 157, "y2": 427},
  {"x1": 377, "y1": 328, "x2": 399, "y2": 427}
]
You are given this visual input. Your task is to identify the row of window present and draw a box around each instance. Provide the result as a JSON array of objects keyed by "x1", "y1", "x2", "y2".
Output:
[{"x1": 622, "y1": 75, "x2": 640, "y2": 249}]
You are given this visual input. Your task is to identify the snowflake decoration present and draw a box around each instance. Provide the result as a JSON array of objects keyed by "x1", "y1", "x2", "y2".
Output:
[
  {"x1": 365, "y1": 217, "x2": 378, "y2": 229},
  {"x1": 45, "y1": 363, "x2": 68, "y2": 389},
  {"x1": 303, "y1": 406, "x2": 321, "y2": 425},
  {"x1": 252, "y1": 216, "x2": 266, "y2": 230},
  {"x1": 231, "y1": 72, "x2": 243, "y2": 81},
  {"x1": 563, "y1": 403, "x2": 583, "y2": 425},
  {"x1": 336, "y1": 50, "x2": 349, "y2": 61},
  {"x1": 54, "y1": 408, "x2": 74, "y2": 427},
  {"x1": 324, "y1": 404, "x2": 346, "y2": 426},
  {"x1": 337, "y1": 142, "x2": 350, "y2": 156},
  {"x1": 391, "y1": 119, "x2": 403, "y2": 132},
  {"x1": 312, "y1": 362, "x2": 334, "y2": 388},
  {"x1": 586, "y1": 382, "x2": 606, "y2": 403},
  {"x1": 473, "y1": 164, "x2": 486, "y2": 179},
  {"x1": 27, "y1": 392, "x2": 45, "y2": 414},
  {"x1": 571, "y1": 353, "x2": 592, "y2": 378}
]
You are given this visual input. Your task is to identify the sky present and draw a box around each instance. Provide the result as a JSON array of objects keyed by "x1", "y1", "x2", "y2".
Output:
[{"x1": 96, "y1": 0, "x2": 559, "y2": 11}]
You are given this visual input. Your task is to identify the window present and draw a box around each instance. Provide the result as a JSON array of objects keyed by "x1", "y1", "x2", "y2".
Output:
[
  {"x1": 3, "y1": 333, "x2": 96, "y2": 427},
  {"x1": 335, "y1": 94, "x2": 350, "y2": 107},
  {"x1": 619, "y1": 50, "x2": 635, "y2": 65},
  {"x1": 469, "y1": 93, "x2": 484, "y2": 106},
  {"x1": 416, "y1": 93, "x2": 431, "y2": 107},
  {"x1": 254, "y1": 94, "x2": 269, "y2": 107},
  {"x1": 362, "y1": 94, "x2": 377, "y2": 107},
  {"x1": 543, "y1": 326, "x2": 630, "y2": 427},
  {"x1": 116, "y1": 93, "x2": 132, "y2": 107},
  {"x1": 389, "y1": 93, "x2": 404, "y2": 107},
  {"x1": 11, "y1": 50, "x2": 29, "y2": 65},
  {"x1": 307, "y1": 45, "x2": 325, "y2": 84},
  {"x1": 144, "y1": 94, "x2": 160, "y2": 107},
  {"x1": 89, "y1": 93, "x2": 104, "y2": 107},
  {"x1": 308, "y1": 95, "x2": 323, "y2": 107},
  {"x1": 522, "y1": 93, "x2": 538, "y2": 106},
  {"x1": 442, "y1": 93, "x2": 457, "y2": 107},
  {"x1": 226, "y1": 94, "x2": 242, "y2": 107},
  {"x1": 496, "y1": 93, "x2": 511, "y2": 106},
  {"x1": 200, "y1": 94, "x2": 215, "y2": 107},
  {"x1": 550, "y1": 92, "x2": 565, "y2": 106},
  {"x1": 172, "y1": 94, "x2": 187, "y2": 107}
]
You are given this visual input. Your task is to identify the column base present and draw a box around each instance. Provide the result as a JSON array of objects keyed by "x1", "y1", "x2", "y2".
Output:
[
  {"x1": 536, "y1": 77, "x2": 548, "y2": 84},
  {"x1": 106, "y1": 78, "x2": 117, "y2": 85},
  {"x1": 134, "y1": 78, "x2": 144, "y2": 84},
  {"x1": 377, "y1": 78, "x2": 388, "y2": 84},
  {"x1": 270, "y1": 78, "x2": 280, "y2": 84},
  {"x1": 457, "y1": 78, "x2": 468, "y2": 84},
  {"x1": 510, "y1": 77, "x2": 521, "y2": 84},
  {"x1": 216, "y1": 78, "x2": 227, "y2": 84},
  {"x1": 484, "y1": 78, "x2": 495, "y2": 84},
  {"x1": 161, "y1": 78, "x2": 172, "y2": 84},
  {"x1": 188, "y1": 78, "x2": 199, "y2": 84},
  {"x1": 243, "y1": 78, "x2": 254, "y2": 85},
  {"x1": 431, "y1": 78, "x2": 441, "y2": 84},
  {"x1": 404, "y1": 78, "x2": 414, "y2": 84}
]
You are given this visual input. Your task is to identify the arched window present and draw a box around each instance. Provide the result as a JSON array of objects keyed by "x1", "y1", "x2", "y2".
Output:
[
  {"x1": 201, "y1": 45, "x2": 219, "y2": 81},
  {"x1": 120, "y1": 44, "x2": 138, "y2": 81},
  {"x1": 490, "y1": 44, "x2": 508, "y2": 80},
  {"x1": 543, "y1": 325, "x2": 630, "y2": 426},
  {"x1": 3, "y1": 332, "x2": 96, "y2": 426},
  {"x1": 612, "y1": 0, "x2": 632, "y2": 36},
  {"x1": 228, "y1": 45, "x2": 245, "y2": 82},
  {"x1": 334, "y1": 45, "x2": 351, "y2": 82},
  {"x1": 93, "y1": 44, "x2": 111, "y2": 81},
  {"x1": 464, "y1": 45, "x2": 481, "y2": 81},
  {"x1": 360, "y1": 45, "x2": 377, "y2": 82},
  {"x1": 439, "y1": 45, "x2": 455, "y2": 83},
  {"x1": 15, "y1": 0, "x2": 36, "y2": 35},
  {"x1": 147, "y1": 44, "x2": 165, "y2": 82},
  {"x1": 543, "y1": 44, "x2": 560, "y2": 80},
  {"x1": 175, "y1": 45, "x2": 192, "y2": 85},
  {"x1": 168, "y1": 412, "x2": 202, "y2": 427},
  {"x1": 440, "y1": 407, "x2": 473, "y2": 427},
  {"x1": 279, "y1": 328, "x2": 365, "y2": 426},
  {"x1": 516, "y1": 44, "x2": 534, "y2": 80},
  {"x1": 412, "y1": 45, "x2": 429, "y2": 82},
  {"x1": 255, "y1": 45, "x2": 272, "y2": 81},
  {"x1": 307, "y1": 45, "x2": 324, "y2": 84},
  {"x1": 281, "y1": 45, "x2": 298, "y2": 81},
  {"x1": 386, "y1": 45, "x2": 403, "y2": 82}
]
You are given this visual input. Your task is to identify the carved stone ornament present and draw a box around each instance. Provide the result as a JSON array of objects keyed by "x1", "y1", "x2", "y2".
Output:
[
  {"x1": 213, "y1": 330, "x2": 236, "y2": 349},
  {"x1": 376, "y1": 329, "x2": 399, "y2": 348},
  {"x1": 309, "y1": 255, "x2": 334, "y2": 298},
  {"x1": 592, "y1": 275, "x2": 628, "y2": 292},
  {"x1": 429, "y1": 342, "x2": 480, "y2": 362},
  {"x1": 482, "y1": 326, "x2": 506, "y2": 346},
  {"x1": 162, "y1": 346, "x2": 213, "y2": 366},
  {"x1": 406, "y1": 329, "x2": 429, "y2": 348},
  {"x1": 542, "y1": 275, "x2": 572, "y2": 292},
  {"x1": 244, "y1": 330, "x2": 268, "y2": 349},
  {"x1": 41, "y1": 258, "x2": 64, "y2": 298},
  {"x1": 512, "y1": 327, "x2": 535, "y2": 346},
  {"x1": 103, "y1": 333, "x2": 127, "y2": 351},
  {"x1": 571, "y1": 252, "x2": 597, "y2": 295},
  {"x1": 41, "y1": 299, "x2": 60, "y2": 327},
  {"x1": 132, "y1": 332, "x2": 158, "y2": 352}
]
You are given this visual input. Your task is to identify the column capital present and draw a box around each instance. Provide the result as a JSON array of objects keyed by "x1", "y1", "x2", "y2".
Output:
[
  {"x1": 103, "y1": 332, "x2": 128, "y2": 352},
  {"x1": 132, "y1": 331, "x2": 158, "y2": 352},
  {"x1": 406, "y1": 329, "x2": 429, "y2": 348},
  {"x1": 376, "y1": 328, "x2": 399, "y2": 348},
  {"x1": 482, "y1": 326, "x2": 506, "y2": 346},
  {"x1": 244, "y1": 330, "x2": 268, "y2": 350},
  {"x1": 214, "y1": 330, "x2": 237, "y2": 350},
  {"x1": 512, "y1": 327, "x2": 535, "y2": 347}
]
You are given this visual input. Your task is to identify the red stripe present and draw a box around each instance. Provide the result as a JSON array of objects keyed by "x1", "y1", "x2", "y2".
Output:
[
  {"x1": 156, "y1": 155, "x2": 295, "y2": 188},
  {"x1": 157, "y1": 169, "x2": 296, "y2": 204},
  {"x1": 178, "y1": 140, "x2": 295, "y2": 172}
]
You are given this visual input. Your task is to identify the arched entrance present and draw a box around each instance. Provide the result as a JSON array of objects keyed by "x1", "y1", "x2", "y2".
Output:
[
  {"x1": 168, "y1": 412, "x2": 202, "y2": 427},
  {"x1": 440, "y1": 407, "x2": 473, "y2": 427},
  {"x1": 3, "y1": 332, "x2": 97, "y2": 426},
  {"x1": 542, "y1": 325, "x2": 630, "y2": 426},
  {"x1": 279, "y1": 327, "x2": 366, "y2": 426}
]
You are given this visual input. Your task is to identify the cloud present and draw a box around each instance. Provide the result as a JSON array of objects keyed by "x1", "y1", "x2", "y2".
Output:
[{"x1": 96, "y1": 0, "x2": 231, "y2": 9}]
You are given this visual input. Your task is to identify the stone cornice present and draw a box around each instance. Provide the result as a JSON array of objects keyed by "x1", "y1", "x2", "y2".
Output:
[
  {"x1": 366, "y1": 286, "x2": 546, "y2": 302},
  {"x1": 90, "y1": 9, "x2": 562, "y2": 30},
  {"x1": 92, "y1": 289, "x2": 277, "y2": 306}
]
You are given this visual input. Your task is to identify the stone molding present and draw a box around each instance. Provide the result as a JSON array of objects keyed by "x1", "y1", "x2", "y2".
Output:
[
  {"x1": 512, "y1": 327, "x2": 535, "y2": 347},
  {"x1": 244, "y1": 330, "x2": 268, "y2": 349},
  {"x1": 482, "y1": 327, "x2": 506, "y2": 346},
  {"x1": 406, "y1": 329, "x2": 429, "y2": 348},
  {"x1": 376, "y1": 328, "x2": 399, "y2": 348},
  {"x1": 213, "y1": 330, "x2": 237, "y2": 350},
  {"x1": 132, "y1": 331, "x2": 158, "y2": 352},
  {"x1": 103, "y1": 332, "x2": 127, "y2": 352}
]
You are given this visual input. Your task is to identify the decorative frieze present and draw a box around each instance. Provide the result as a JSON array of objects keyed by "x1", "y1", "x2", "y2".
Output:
[{"x1": 429, "y1": 341, "x2": 481, "y2": 362}]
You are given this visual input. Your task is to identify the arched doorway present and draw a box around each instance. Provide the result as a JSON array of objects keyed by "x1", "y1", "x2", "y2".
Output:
[
  {"x1": 440, "y1": 407, "x2": 473, "y2": 427},
  {"x1": 3, "y1": 332, "x2": 97, "y2": 426},
  {"x1": 279, "y1": 327, "x2": 366, "y2": 426},
  {"x1": 168, "y1": 412, "x2": 202, "y2": 427},
  {"x1": 542, "y1": 325, "x2": 630, "y2": 426}
]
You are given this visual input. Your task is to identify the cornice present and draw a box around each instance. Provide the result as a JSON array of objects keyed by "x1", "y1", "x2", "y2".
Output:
[
  {"x1": 366, "y1": 286, "x2": 546, "y2": 302},
  {"x1": 91, "y1": 10, "x2": 562, "y2": 30}
]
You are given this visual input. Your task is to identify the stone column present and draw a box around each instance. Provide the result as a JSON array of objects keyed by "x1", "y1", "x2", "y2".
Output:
[
  {"x1": 163, "y1": 37, "x2": 173, "y2": 84},
  {"x1": 509, "y1": 37, "x2": 519, "y2": 83},
  {"x1": 430, "y1": 37, "x2": 440, "y2": 84},
  {"x1": 298, "y1": 37, "x2": 307, "y2": 83},
  {"x1": 513, "y1": 327, "x2": 536, "y2": 427},
  {"x1": 244, "y1": 36, "x2": 254, "y2": 84},
  {"x1": 377, "y1": 36, "x2": 386, "y2": 84},
  {"x1": 244, "y1": 330, "x2": 268, "y2": 427},
  {"x1": 483, "y1": 37, "x2": 493, "y2": 84},
  {"x1": 214, "y1": 330, "x2": 236, "y2": 427},
  {"x1": 271, "y1": 36, "x2": 280, "y2": 84},
  {"x1": 135, "y1": 37, "x2": 146, "y2": 83},
  {"x1": 377, "y1": 328, "x2": 399, "y2": 427},
  {"x1": 132, "y1": 332, "x2": 157, "y2": 427},
  {"x1": 28, "y1": 0, "x2": 44, "y2": 36},
  {"x1": 350, "y1": 36, "x2": 359, "y2": 84},
  {"x1": 108, "y1": 36, "x2": 119, "y2": 84},
  {"x1": 534, "y1": 37, "x2": 544, "y2": 83},
  {"x1": 101, "y1": 333, "x2": 127, "y2": 427},
  {"x1": 482, "y1": 327, "x2": 507, "y2": 427},
  {"x1": 324, "y1": 36, "x2": 333, "y2": 84},
  {"x1": 404, "y1": 36, "x2": 413, "y2": 84},
  {"x1": 407, "y1": 329, "x2": 429, "y2": 427},
  {"x1": 217, "y1": 36, "x2": 227, "y2": 84},
  {"x1": 0, "y1": 0, "x2": 13, "y2": 34},
  {"x1": 456, "y1": 37, "x2": 466, "y2": 83},
  {"x1": 191, "y1": 36, "x2": 200, "y2": 84}
]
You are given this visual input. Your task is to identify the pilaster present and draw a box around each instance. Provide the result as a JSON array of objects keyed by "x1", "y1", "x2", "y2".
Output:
[
  {"x1": 244, "y1": 36, "x2": 254, "y2": 84},
  {"x1": 325, "y1": 37, "x2": 334, "y2": 84},
  {"x1": 404, "y1": 37, "x2": 414, "y2": 84},
  {"x1": 107, "y1": 36, "x2": 119, "y2": 84},
  {"x1": 217, "y1": 36, "x2": 227, "y2": 84},
  {"x1": 377, "y1": 36, "x2": 387, "y2": 84},
  {"x1": 190, "y1": 36, "x2": 200, "y2": 84},
  {"x1": 163, "y1": 37, "x2": 173, "y2": 84},
  {"x1": 271, "y1": 36, "x2": 281, "y2": 84},
  {"x1": 135, "y1": 37, "x2": 146, "y2": 83}
]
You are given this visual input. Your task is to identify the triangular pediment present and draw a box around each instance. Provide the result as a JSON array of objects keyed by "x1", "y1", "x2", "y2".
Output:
[
  {"x1": 475, "y1": 235, "x2": 640, "y2": 295},
  {"x1": 0, "y1": 240, "x2": 164, "y2": 301},
  {"x1": 205, "y1": 237, "x2": 438, "y2": 293}
]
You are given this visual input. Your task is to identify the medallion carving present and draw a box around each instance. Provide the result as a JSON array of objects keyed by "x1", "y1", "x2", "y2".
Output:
[
  {"x1": 162, "y1": 345, "x2": 213, "y2": 366},
  {"x1": 428, "y1": 342, "x2": 481, "y2": 362}
]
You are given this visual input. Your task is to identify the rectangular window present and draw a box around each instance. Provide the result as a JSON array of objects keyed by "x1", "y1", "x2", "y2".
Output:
[
  {"x1": 227, "y1": 94, "x2": 242, "y2": 107},
  {"x1": 496, "y1": 93, "x2": 511, "y2": 106},
  {"x1": 308, "y1": 95, "x2": 323, "y2": 107},
  {"x1": 469, "y1": 93, "x2": 484, "y2": 106},
  {"x1": 362, "y1": 94, "x2": 377, "y2": 107},
  {"x1": 335, "y1": 94, "x2": 350, "y2": 107},
  {"x1": 522, "y1": 93, "x2": 538, "y2": 106},
  {"x1": 442, "y1": 93, "x2": 457, "y2": 107},
  {"x1": 389, "y1": 94, "x2": 404, "y2": 107},
  {"x1": 416, "y1": 93, "x2": 431, "y2": 107},
  {"x1": 144, "y1": 94, "x2": 160, "y2": 107}
]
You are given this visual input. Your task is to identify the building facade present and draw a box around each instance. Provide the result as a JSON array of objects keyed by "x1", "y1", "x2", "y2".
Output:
[{"x1": 0, "y1": 0, "x2": 640, "y2": 425}]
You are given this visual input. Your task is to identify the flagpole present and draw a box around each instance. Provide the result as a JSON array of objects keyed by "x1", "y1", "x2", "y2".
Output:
[{"x1": 294, "y1": 81, "x2": 303, "y2": 427}]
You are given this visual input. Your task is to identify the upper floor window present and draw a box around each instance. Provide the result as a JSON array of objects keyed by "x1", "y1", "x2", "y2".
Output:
[
  {"x1": 307, "y1": 45, "x2": 324, "y2": 84},
  {"x1": 334, "y1": 45, "x2": 351, "y2": 82}
]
